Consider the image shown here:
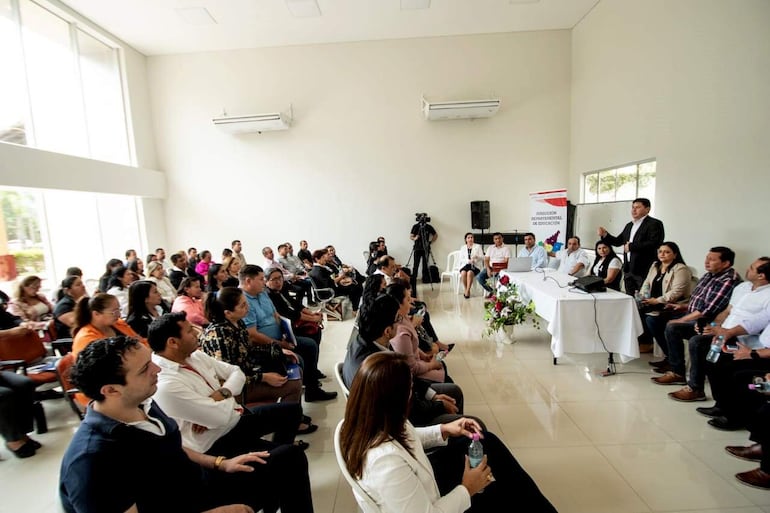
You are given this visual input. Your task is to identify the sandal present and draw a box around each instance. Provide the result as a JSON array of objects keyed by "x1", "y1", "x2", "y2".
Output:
[{"x1": 297, "y1": 422, "x2": 318, "y2": 435}]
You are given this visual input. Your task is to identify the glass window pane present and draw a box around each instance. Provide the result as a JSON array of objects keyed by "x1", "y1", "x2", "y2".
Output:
[
  {"x1": 615, "y1": 165, "x2": 637, "y2": 201},
  {"x1": 77, "y1": 29, "x2": 129, "y2": 164},
  {"x1": 638, "y1": 161, "x2": 657, "y2": 200},
  {"x1": 584, "y1": 173, "x2": 598, "y2": 203},
  {"x1": 0, "y1": 188, "x2": 46, "y2": 295},
  {"x1": 19, "y1": 0, "x2": 88, "y2": 156},
  {"x1": 0, "y1": 0, "x2": 30, "y2": 144},
  {"x1": 598, "y1": 169, "x2": 616, "y2": 202}
]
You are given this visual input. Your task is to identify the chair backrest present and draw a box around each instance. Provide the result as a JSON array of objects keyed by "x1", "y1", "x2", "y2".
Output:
[
  {"x1": 309, "y1": 276, "x2": 336, "y2": 303},
  {"x1": 56, "y1": 353, "x2": 85, "y2": 420},
  {"x1": 0, "y1": 328, "x2": 47, "y2": 364},
  {"x1": 334, "y1": 421, "x2": 383, "y2": 513},
  {"x1": 446, "y1": 250, "x2": 460, "y2": 272},
  {"x1": 335, "y1": 362, "x2": 349, "y2": 399}
]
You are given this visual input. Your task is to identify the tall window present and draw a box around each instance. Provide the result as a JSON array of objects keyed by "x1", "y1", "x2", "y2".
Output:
[
  {"x1": 583, "y1": 160, "x2": 656, "y2": 203},
  {"x1": 0, "y1": 0, "x2": 130, "y2": 165}
]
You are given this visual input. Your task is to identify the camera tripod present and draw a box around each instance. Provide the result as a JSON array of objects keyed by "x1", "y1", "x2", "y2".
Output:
[{"x1": 406, "y1": 222, "x2": 438, "y2": 294}]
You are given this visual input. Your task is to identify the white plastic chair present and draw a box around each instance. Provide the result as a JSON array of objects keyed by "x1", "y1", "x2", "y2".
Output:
[
  {"x1": 335, "y1": 361, "x2": 349, "y2": 399},
  {"x1": 334, "y1": 420, "x2": 383, "y2": 513},
  {"x1": 439, "y1": 250, "x2": 460, "y2": 294}
]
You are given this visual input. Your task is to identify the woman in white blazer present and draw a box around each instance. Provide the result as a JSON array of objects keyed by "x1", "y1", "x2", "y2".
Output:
[
  {"x1": 339, "y1": 352, "x2": 557, "y2": 513},
  {"x1": 457, "y1": 233, "x2": 485, "y2": 299}
]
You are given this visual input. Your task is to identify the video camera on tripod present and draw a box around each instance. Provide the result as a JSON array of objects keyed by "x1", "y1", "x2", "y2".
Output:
[{"x1": 415, "y1": 212, "x2": 431, "y2": 225}]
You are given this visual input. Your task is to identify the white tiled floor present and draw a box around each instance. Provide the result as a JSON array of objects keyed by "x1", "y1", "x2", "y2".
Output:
[{"x1": 3, "y1": 285, "x2": 770, "y2": 512}]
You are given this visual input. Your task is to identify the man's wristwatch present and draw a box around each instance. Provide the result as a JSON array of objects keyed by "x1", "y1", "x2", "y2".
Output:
[{"x1": 218, "y1": 387, "x2": 232, "y2": 399}]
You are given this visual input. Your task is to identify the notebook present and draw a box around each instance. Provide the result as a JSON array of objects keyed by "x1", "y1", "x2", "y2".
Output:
[{"x1": 506, "y1": 257, "x2": 532, "y2": 272}]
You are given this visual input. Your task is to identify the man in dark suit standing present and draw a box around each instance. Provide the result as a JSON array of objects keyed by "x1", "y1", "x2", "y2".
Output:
[{"x1": 598, "y1": 197, "x2": 664, "y2": 297}]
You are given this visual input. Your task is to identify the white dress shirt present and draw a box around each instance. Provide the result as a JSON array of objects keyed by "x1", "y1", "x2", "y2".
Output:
[
  {"x1": 722, "y1": 282, "x2": 770, "y2": 329},
  {"x1": 519, "y1": 245, "x2": 548, "y2": 269},
  {"x1": 152, "y1": 350, "x2": 246, "y2": 453},
  {"x1": 556, "y1": 248, "x2": 590, "y2": 277},
  {"x1": 456, "y1": 244, "x2": 484, "y2": 270}
]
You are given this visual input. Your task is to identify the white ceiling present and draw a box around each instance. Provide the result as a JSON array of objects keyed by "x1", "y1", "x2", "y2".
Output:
[{"x1": 60, "y1": 0, "x2": 600, "y2": 56}]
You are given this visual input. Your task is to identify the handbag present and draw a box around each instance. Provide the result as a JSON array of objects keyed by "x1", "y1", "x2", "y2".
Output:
[{"x1": 294, "y1": 318, "x2": 322, "y2": 337}]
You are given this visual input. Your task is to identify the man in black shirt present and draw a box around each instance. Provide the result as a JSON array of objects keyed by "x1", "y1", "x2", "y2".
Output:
[{"x1": 409, "y1": 216, "x2": 437, "y2": 293}]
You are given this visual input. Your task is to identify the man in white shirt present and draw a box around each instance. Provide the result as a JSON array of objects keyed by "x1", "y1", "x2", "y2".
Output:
[
  {"x1": 668, "y1": 257, "x2": 770, "y2": 402},
  {"x1": 149, "y1": 312, "x2": 305, "y2": 454},
  {"x1": 277, "y1": 243, "x2": 307, "y2": 277},
  {"x1": 263, "y1": 246, "x2": 311, "y2": 305},
  {"x1": 373, "y1": 255, "x2": 398, "y2": 285},
  {"x1": 549, "y1": 236, "x2": 590, "y2": 277},
  {"x1": 477, "y1": 232, "x2": 511, "y2": 294},
  {"x1": 518, "y1": 232, "x2": 548, "y2": 270}
]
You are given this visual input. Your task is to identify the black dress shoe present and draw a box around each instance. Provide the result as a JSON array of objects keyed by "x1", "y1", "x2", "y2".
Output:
[
  {"x1": 695, "y1": 405, "x2": 723, "y2": 418},
  {"x1": 305, "y1": 387, "x2": 338, "y2": 402},
  {"x1": 27, "y1": 438, "x2": 42, "y2": 450},
  {"x1": 301, "y1": 414, "x2": 312, "y2": 424},
  {"x1": 315, "y1": 371, "x2": 327, "y2": 380},
  {"x1": 297, "y1": 423, "x2": 318, "y2": 435},
  {"x1": 648, "y1": 359, "x2": 668, "y2": 367},
  {"x1": 708, "y1": 416, "x2": 745, "y2": 431}
]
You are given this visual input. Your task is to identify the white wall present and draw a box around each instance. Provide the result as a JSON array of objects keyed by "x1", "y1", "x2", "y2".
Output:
[
  {"x1": 570, "y1": 0, "x2": 770, "y2": 272},
  {"x1": 146, "y1": 30, "x2": 572, "y2": 266}
]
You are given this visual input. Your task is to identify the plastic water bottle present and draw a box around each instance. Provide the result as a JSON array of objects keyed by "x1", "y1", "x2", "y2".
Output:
[
  {"x1": 749, "y1": 377, "x2": 770, "y2": 393},
  {"x1": 706, "y1": 336, "x2": 724, "y2": 363},
  {"x1": 468, "y1": 433, "x2": 484, "y2": 468},
  {"x1": 435, "y1": 351, "x2": 447, "y2": 362}
]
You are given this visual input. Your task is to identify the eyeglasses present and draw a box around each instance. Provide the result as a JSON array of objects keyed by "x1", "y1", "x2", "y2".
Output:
[
  {"x1": 267, "y1": 276, "x2": 283, "y2": 282},
  {"x1": 101, "y1": 308, "x2": 121, "y2": 317}
]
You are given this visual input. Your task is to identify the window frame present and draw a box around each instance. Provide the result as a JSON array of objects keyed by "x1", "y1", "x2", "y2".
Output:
[{"x1": 582, "y1": 158, "x2": 656, "y2": 204}]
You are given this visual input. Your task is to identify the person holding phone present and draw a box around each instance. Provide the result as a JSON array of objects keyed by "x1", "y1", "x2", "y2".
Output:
[{"x1": 667, "y1": 257, "x2": 770, "y2": 402}]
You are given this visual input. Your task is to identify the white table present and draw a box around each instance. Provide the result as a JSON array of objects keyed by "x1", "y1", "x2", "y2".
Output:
[{"x1": 499, "y1": 270, "x2": 642, "y2": 362}]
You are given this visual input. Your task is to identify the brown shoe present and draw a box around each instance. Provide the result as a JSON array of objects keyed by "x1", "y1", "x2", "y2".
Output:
[
  {"x1": 668, "y1": 385, "x2": 706, "y2": 402},
  {"x1": 736, "y1": 468, "x2": 770, "y2": 489},
  {"x1": 651, "y1": 371, "x2": 686, "y2": 385},
  {"x1": 726, "y1": 443, "x2": 763, "y2": 462},
  {"x1": 652, "y1": 361, "x2": 672, "y2": 374},
  {"x1": 639, "y1": 343, "x2": 654, "y2": 354}
]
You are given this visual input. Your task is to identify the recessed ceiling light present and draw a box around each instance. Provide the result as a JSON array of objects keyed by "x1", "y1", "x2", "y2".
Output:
[
  {"x1": 401, "y1": 0, "x2": 431, "y2": 9},
  {"x1": 174, "y1": 6, "x2": 217, "y2": 25},
  {"x1": 285, "y1": 0, "x2": 322, "y2": 18}
]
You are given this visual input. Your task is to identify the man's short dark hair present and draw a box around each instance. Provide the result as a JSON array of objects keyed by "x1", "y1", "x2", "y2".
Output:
[
  {"x1": 239, "y1": 264, "x2": 263, "y2": 281},
  {"x1": 170, "y1": 253, "x2": 184, "y2": 266},
  {"x1": 568, "y1": 236, "x2": 581, "y2": 245},
  {"x1": 756, "y1": 257, "x2": 770, "y2": 279},
  {"x1": 312, "y1": 249, "x2": 328, "y2": 262},
  {"x1": 188, "y1": 247, "x2": 196, "y2": 253},
  {"x1": 66, "y1": 267, "x2": 83, "y2": 277},
  {"x1": 277, "y1": 243, "x2": 287, "y2": 252},
  {"x1": 147, "y1": 312, "x2": 187, "y2": 352},
  {"x1": 524, "y1": 232, "x2": 535, "y2": 239},
  {"x1": 376, "y1": 256, "x2": 394, "y2": 270},
  {"x1": 710, "y1": 246, "x2": 736, "y2": 266},
  {"x1": 231, "y1": 240, "x2": 240, "y2": 247},
  {"x1": 155, "y1": 248, "x2": 164, "y2": 253},
  {"x1": 70, "y1": 337, "x2": 141, "y2": 402},
  {"x1": 492, "y1": 232, "x2": 503, "y2": 238},
  {"x1": 125, "y1": 249, "x2": 136, "y2": 259},
  {"x1": 358, "y1": 294, "x2": 400, "y2": 343},
  {"x1": 633, "y1": 198, "x2": 651, "y2": 209}
]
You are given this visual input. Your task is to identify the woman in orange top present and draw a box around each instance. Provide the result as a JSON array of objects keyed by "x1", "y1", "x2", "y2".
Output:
[{"x1": 71, "y1": 294, "x2": 146, "y2": 405}]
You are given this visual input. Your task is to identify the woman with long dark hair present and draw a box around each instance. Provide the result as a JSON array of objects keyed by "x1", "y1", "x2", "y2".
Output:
[
  {"x1": 171, "y1": 276, "x2": 207, "y2": 327},
  {"x1": 106, "y1": 266, "x2": 135, "y2": 317},
  {"x1": 98, "y1": 258, "x2": 123, "y2": 293},
  {"x1": 8, "y1": 275, "x2": 54, "y2": 338},
  {"x1": 53, "y1": 275, "x2": 87, "y2": 339},
  {"x1": 339, "y1": 352, "x2": 557, "y2": 513},
  {"x1": 589, "y1": 241, "x2": 623, "y2": 291},
  {"x1": 264, "y1": 268, "x2": 323, "y2": 346},
  {"x1": 200, "y1": 287, "x2": 317, "y2": 434},
  {"x1": 639, "y1": 241, "x2": 693, "y2": 359},
  {"x1": 457, "y1": 232, "x2": 484, "y2": 299},
  {"x1": 206, "y1": 263, "x2": 228, "y2": 294},
  {"x1": 384, "y1": 280, "x2": 449, "y2": 384},
  {"x1": 126, "y1": 281, "x2": 163, "y2": 338}
]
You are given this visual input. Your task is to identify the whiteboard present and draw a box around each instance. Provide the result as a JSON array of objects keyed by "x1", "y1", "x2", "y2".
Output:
[{"x1": 574, "y1": 201, "x2": 632, "y2": 249}]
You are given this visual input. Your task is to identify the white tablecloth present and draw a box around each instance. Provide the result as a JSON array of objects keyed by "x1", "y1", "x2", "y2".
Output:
[{"x1": 499, "y1": 270, "x2": 642, "y2": 362}]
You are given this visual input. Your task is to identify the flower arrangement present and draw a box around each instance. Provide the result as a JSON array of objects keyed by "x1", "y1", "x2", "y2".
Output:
[{"x1": 483, "y1": 274, "x2": 539, "y2": 337}]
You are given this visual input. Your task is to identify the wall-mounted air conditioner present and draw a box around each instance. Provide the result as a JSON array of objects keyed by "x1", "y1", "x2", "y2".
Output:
[
  {"x1": 212, "y1": 111, "x2": 291, "y2": 134},
  {"x1": 421, "y1": 97, "x2": 501, "y2": 121}
]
